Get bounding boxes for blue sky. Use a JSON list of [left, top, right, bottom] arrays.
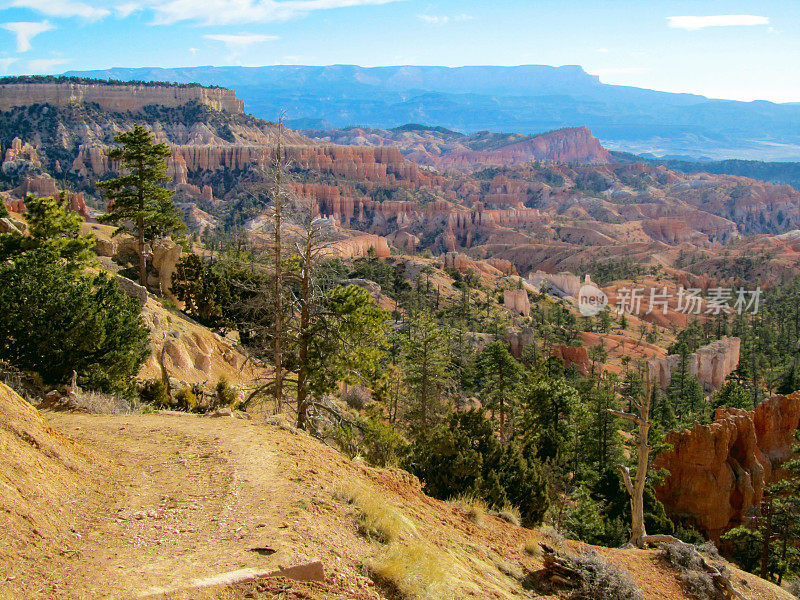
[[0, 0, 798, 102]]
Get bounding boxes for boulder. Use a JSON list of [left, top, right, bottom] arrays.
[[94, 237, 117, 257], [150, 237, 182, 301]]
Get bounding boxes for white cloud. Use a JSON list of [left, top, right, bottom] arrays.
[[0, 57, 17, 71], [27, 57, 69, 72], [2, 20, 54, 52], [8, 0, 110, 20], [148, 0, 404, 26], [115, 2, 141, 18], [417, 13, 472, 25], [667, 15, 769, 31], [204, 33, 278, 46], [596, 47, 610, 53]]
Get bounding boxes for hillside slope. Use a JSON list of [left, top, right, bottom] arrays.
[[0, 383, 93, 594], [1, 385, 793, 600]]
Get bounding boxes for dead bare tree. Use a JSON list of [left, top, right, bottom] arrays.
[[606, 379, 679, 548], [272, 115, 286, 412], [291, 210, 337, 429]]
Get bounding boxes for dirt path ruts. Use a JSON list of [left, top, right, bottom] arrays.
[[30, 413, 300, 600]]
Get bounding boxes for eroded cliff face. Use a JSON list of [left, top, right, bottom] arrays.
[[0, 82, 243, 114], [649, 337, 741, 392], [655, 392, 800, 541]]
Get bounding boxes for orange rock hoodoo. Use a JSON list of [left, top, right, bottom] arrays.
[[655, 392, 800, 541]]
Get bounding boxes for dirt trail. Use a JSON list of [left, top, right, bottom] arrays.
[[14, 412, 367, 600]]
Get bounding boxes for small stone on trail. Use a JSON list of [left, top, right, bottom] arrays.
[[266, 561, 325, 582]]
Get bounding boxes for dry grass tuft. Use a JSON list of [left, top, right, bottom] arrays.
[[334, 484, 403, 544], [449, 494, 488, 524], [523, 535, 542, 556], [489, 505, 521, 526], [370, 540, 453, 600]]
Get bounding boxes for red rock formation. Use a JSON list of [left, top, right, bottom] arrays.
[[655, 392, 800, 541], [14, 174, 58, 199], [3, 137, 40, 166], [552, 345, 591, 375], [441, 127, 612, 168], [442, 252, 504, 276], [309, 126, 612, 167], [329, 234, 391, 259]]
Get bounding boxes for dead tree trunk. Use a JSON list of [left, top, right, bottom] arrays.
[[272, 118, 285, 413], [606, 381, 678, 548]]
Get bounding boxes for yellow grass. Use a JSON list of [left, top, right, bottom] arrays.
[[370, 540, 453, 600], [334, 483, 404, 543], [448, 493, 488, 524]]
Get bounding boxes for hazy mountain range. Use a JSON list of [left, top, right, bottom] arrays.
[[64, 64, 800, 161]]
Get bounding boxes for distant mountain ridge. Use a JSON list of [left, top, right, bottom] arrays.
[[306, 125, 612, 168], [63, 64, 800, 161]]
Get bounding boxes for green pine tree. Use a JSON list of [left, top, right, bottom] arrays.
[[0, 193, 94, 266], [476, 340, 523, 438], [98, 124, 185, 286]]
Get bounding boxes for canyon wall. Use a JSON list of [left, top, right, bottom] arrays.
[[0, 83, 244, 114], [655, 392, 800, 541]]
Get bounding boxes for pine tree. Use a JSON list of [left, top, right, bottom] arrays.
[[0, 248, 149, 394], [98, 124, 185, 286], [401, 311, 451, 428], [519, 374, 580, 465], [476, 340, 523, 439], [0, 193, 94, 265]]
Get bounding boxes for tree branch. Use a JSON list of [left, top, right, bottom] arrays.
[[617, 464, 635, 496], [604, 408, 646, 427]]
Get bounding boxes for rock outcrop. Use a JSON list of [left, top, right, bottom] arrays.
[[7, 174, 89, 217], [504, 288, 531, 317], [138, 297, 261, 389], [149, 238, 182, 301], [330, 234, 391, 259], [528, 271, 592, 298], [551, 345, 591, 375], [649, 336, 740, 391], [655, 392, 800, 541], [0, 82, 244, 113], [505, 327, 535, 358]]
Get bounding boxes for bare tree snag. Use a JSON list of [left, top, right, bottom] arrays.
[[605, 380, 675, 548]]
